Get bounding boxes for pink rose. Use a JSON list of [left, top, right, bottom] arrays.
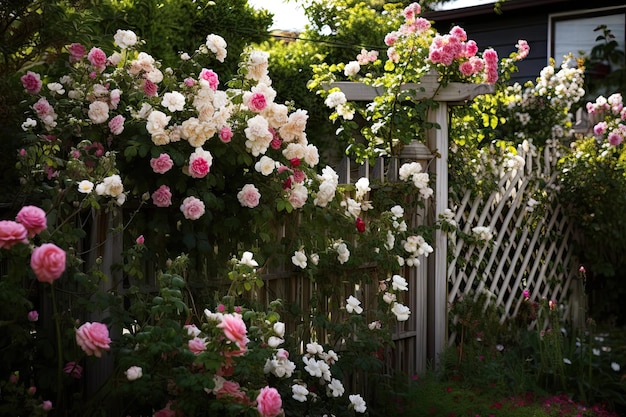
[[75, 322, 111, 357], [189, 157, 210, 178], [188, 148, 213, 179], [20, 71, 42, 94], [152, 185, 173, 208], [136, 235, 145, 245], [30, 243, 66, 284], [63, 361, 83, 379], [180, 196, 205, 220], [247, 92, 267, 112], [0, 220, 29, 249], [459, 61, 475, 77], [256, 386, 282, 417], [217, 313, 249, 349], [188, 337, 207, 355], [41, 400, 52, 411], [150, 153, 174, 174], [237, 184, 261, 208], [109, 89, 121, 109], [87, 47, 107, 72], [68, 43, 86, 63], [199, 68, 219, 90], [16, 205, 47, 238], [108, 114, 125, 135], [33, 97, 53, 118], [219, 126, 233, 143]]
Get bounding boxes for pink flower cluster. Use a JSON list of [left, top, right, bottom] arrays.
[[515, 39, 530, 61], [587, 93, 626, 146], [0, 206, 67, 284]]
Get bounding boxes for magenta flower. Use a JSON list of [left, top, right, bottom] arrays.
[[108, 114, 125, 135], [199, 68, 219, 90], [87, 47, 107, 72], [28, 310, 39, 322], [188, 337, 207, 355], [63, 361, 83, 379], [20, 71, 43, 94], [68, 43, 86, 63], [256, 386, 283, 417], [219, 125, 233, 143], [217, 313, 249, 350]]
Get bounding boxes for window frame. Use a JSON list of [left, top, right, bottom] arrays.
[[548, 6, 626, 66]]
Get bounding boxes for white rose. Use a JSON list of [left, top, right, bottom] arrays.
[[125, 366, 143, 381]]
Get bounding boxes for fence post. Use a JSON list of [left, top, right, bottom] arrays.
[[427, 103, 449, 365]]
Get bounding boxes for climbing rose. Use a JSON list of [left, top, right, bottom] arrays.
[[237, 184, 261, 208], [30, 243, 66, 283], [150, 153, 174, 174], [180, 196, 205, 220], [151, 185, 173, 208], [0, 221, 28, 249], [20, 71, 42, 94], [217, 314, 249, 350], [75, 322, 111, 357], [16, 205, 47, 237], [256, 386, 283, 417]]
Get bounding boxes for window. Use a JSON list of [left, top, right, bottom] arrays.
[[550, 7, 625, 65]]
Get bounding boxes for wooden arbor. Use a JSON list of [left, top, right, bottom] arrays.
[[333, 73, 494, 370]]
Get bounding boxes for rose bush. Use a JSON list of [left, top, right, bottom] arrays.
[[3, 13, 453, 415]]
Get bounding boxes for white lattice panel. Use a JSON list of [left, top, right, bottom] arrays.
[[448, 143, 584, 344]]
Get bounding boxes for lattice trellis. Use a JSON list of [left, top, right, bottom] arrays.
[[447, 142, 585, 344]]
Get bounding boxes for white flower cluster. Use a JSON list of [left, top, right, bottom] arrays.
[[314, 166, 339, 207], [398, 162, 433, 199], [340, 177, 372, 219], [472, 226, 493, 242], [264, 348, 296, 378], [324, 90, 354, 120], [95, 174, 126, 205], [401, 235, 433, 267], [286, 342, 349, 404], [439, 208, 457, 227], [332, 240, 351, 264]]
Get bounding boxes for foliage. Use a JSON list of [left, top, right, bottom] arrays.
[[441, 291, 626, 415], [105, 0, 273, 77], [556, 93, 626, 323]]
